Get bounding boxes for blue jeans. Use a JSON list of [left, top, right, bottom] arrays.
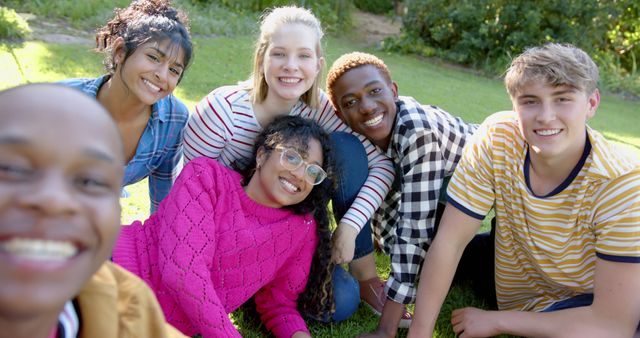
[[315, 132, 373, 322], [331, 132, 375, 259], [542, 293, 594, 312]]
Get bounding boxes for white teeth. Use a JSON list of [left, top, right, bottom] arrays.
[[364, 114, 383, 127], [536, 129, 561, 136], [280, 178, 300, 193], [280, 77, 300, 84], [0, 238, 78, 262], [143, 79, 161, 92]]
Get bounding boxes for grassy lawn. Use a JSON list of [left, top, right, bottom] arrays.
[[2, 32, 639, 338]]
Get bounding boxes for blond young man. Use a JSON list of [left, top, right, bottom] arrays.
[[408, 43, 640, 337]]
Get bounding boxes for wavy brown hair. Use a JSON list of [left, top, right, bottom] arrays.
[[236, 115, 336, 319], [95, 0, 193, 83]]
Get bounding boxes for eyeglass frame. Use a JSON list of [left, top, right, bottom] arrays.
[[273, 145, 327, 186]]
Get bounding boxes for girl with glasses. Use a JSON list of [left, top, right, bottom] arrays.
[[112, 116, 342, 338], [183, 5, 397, 323]]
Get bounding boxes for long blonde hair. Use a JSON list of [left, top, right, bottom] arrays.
[[247, 6, 325, 109]]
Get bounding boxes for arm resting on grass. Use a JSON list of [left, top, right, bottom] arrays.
[[450, 258, 640, 338], [407, 204, 482, 337]]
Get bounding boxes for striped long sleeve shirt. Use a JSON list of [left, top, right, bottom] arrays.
[[183, 85, 395, 232]]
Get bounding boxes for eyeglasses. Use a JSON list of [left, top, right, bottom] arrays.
[[275, 146, 327, 185]]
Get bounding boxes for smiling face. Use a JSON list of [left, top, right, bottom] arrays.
[[262, 23, 322, 104], [512, 82, 599, 163], [332, 65, 398, 150], [246, 138, 323, 209], [0, 85, 124, 321], [113, 38, 185, 105]]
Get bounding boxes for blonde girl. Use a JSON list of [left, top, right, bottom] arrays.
[[183, 6, 398, 323]]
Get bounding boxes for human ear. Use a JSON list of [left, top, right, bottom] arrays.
[[112, 37, 126, 64], [256, 147, 267, 169], [586, 89, 600, 119], [316, 56, 325, 76], [391, 81, 399, 99]]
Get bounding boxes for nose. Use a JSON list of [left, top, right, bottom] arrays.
[[290, 164, 306, 180], [154, 65, 169, 82], [536, 101, 556, 123], [360, 97, 376, 114], [283, 55, 299, 71], [18, 172, 80, 216]]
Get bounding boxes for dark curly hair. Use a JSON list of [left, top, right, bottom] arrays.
[[236, 115, 336, 320], [95, 0, 193, 83]]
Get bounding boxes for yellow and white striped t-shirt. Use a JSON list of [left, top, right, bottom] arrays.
[[447, 111, 640, 312]]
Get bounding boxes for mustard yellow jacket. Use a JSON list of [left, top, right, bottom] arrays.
[[76, 262, 186, 338]]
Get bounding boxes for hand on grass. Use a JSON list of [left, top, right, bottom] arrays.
[[356, 329, 395, 338], [331, 223, 358, 264], [451, 307, 500, 338]]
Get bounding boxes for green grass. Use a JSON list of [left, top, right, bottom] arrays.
[[2, 25, 639, 338], [2, 0, 259, 36]]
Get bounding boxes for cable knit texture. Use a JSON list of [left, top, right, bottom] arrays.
[[113, 157, 317, 338]]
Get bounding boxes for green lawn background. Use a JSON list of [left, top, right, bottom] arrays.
[[1, 34, 638, 338]]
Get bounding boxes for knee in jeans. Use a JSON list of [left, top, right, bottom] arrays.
[[330, 265, 360, 322]]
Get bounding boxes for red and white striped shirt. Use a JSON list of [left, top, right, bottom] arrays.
[[183, 85, 394, 232]]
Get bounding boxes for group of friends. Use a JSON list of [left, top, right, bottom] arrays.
[[1, 0, 638, 337]]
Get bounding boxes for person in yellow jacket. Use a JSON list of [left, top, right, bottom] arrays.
[[0, 83, 185, 338]]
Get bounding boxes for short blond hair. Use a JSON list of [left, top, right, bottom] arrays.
[[326, 52, 392, 112], [505, 43, 599, 97], [247, 6, 324, 109]]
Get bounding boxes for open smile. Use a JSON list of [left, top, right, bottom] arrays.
[[279, 176, 301, 193], [279, 77, 302, 84], [0, 237, 80, 263], [143, 79, 162, 93], [364, 113, 384, 127], [535, 128, 562, 136]]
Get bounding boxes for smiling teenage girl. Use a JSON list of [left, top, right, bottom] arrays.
[[113, 116, 337, 338], [60, 0, 193, 212], [183, 5, 395, 322]]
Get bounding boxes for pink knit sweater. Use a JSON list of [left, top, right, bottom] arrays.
[[113, 158, 318, 338]]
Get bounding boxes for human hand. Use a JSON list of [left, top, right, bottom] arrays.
[[292, 331, 312, 338], [331, 223, 358, 264], [451, 307, 500, 338], [356, 329, 395, 338]]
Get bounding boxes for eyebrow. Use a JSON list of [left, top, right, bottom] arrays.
[[340, 80, 384, 100], [0, 135, 117, 163], [84, 149, 117, 163], [0, 135, 27, 145], [148, 46, 185, 69], [517, 88, 577, 99], [270, 46, 314, 52]]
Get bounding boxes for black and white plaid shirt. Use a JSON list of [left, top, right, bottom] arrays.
[[374, 96, 478, 304]]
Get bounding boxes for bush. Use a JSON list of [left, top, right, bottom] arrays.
[[193, 0, 353, 33], [387, 0, 640, 96], [353, 0, 394, 15], [0, 6, 31, 41]]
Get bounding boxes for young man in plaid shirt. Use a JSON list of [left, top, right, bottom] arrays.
[[326, 52, 483, 337]]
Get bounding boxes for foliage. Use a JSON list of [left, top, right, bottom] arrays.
[[1, 7, 639, 335], [386, 0, 640, 96], [0, 6, 30, 40], [1, 0, 131, 30], [0, 0, 259, 36], [191, 0, 353, 33], [353, 0, 393, 15]]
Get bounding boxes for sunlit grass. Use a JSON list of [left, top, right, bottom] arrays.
[[1, 35, 638, 338]]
